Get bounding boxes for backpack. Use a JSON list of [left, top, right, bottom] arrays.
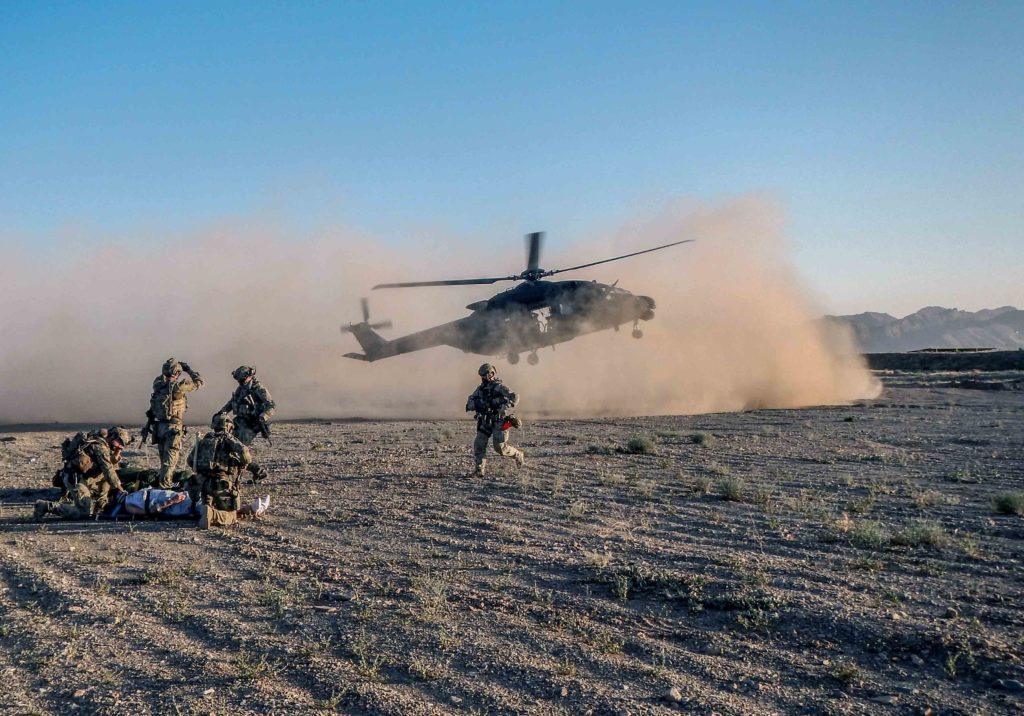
[[193, 434, 244, 474], [60, 432, 97, 474], [150, 381, 175, 421]]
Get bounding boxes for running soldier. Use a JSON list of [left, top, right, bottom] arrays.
[[186, 413, 268, 529], [216, 365, 275, 445], [147, 358, 203, 489], [465, 363, 525, 477], [35, 427, 132, 521]]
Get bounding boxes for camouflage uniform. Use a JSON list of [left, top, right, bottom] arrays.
[[466, 363, 525, 476], [149, 358, 203, 488], [36, 428, 130, 521], [217, 366, 275, 445], [117, 465, 195, 493], [186, 414, 267, 529]]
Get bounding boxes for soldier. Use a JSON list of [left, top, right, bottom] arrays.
[[216, 365, 275, 445], [35, 427, 132, 521], [186, 413, 268, 529], [148, 357, 203, 489], [465, 363, 526, 477]]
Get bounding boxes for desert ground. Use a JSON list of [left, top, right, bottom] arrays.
[[1, 372, 1022, 715]]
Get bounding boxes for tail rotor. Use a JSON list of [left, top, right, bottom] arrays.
[[341, 297, 393, 334]]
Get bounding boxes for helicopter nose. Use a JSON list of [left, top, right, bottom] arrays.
[[638, 295, 656, 320]]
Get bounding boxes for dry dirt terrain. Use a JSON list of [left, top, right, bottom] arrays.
[[1, 373, 1022, 715]]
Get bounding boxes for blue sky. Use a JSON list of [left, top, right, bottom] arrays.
[[2, 1, 1021, 314]]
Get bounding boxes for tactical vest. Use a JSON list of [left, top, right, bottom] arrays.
[[474, 381, 511, 415], [232, 382, 266, 418], [60, 433, 105, 474], [150, 378, 186, 422]]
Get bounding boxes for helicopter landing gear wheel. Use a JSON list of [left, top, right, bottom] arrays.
[[527, 352, 540, 366], [632, 322, 643, 339], [508, 352, 520, 364]]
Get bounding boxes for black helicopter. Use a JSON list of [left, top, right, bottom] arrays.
[[342, 232, 692, 365]]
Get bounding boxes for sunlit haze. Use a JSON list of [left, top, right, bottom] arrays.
[[2, 2, 1021, 316]]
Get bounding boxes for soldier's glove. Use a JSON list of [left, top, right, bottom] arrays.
[[179, 362, 191, 372], [249, 465, 269, 483]]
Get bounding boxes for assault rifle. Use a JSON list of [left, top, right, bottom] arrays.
[[257, 416, 272, 446], [140, 409, 157, 445]]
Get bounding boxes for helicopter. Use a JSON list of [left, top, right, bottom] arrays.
[[342, 232, 692, 365]]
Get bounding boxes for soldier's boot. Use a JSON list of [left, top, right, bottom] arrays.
[[512, 449, 526, 468], [33, 500, 50, 522], [197, 504, 211, 530], [472, 459, 487, 477]]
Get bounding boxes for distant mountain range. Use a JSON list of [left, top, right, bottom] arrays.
[[826, 306, 1024, 353]]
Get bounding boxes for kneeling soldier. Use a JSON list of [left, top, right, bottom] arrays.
[[187, 413, 267, 529], [36, 427, 132, 521]]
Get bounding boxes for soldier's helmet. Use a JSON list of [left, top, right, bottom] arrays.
[[478, 363, 496, 377], [212, 413, 234, 432], [232, 365, 256, 381], [108, 426, 133, 447], [162, 357, 181, 376]]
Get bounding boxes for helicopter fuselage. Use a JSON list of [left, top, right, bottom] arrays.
[[344, 280, 656, 363]]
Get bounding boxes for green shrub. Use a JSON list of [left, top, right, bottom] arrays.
[[850, 520, 890, 549], [718, 476, 746, 502], [991, 492, 1024, 515], [621, 436, 655, 455]]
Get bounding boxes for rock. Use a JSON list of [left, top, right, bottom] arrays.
[[910, 654, 925, 666], [560, 686, 568, 697], [664, 687, 683, 703], [943, 607, 960, 619], [997, 679, 1024, 691], [450, 696, 463, 704], [894, 684, 918, 695], [869, 694, 898, 705]]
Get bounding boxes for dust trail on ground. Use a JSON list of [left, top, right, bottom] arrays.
[[0, 197, 877, 424]]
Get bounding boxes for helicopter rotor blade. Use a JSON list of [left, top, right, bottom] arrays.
[[526, 231, 544, 273], [543, 239, 694, 278], [373, 276, 517, 289]]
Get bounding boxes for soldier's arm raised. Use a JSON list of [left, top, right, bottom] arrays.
[[179, 364, 204, 391]]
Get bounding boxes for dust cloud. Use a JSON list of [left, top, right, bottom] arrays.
[[0, 197, 878, 425]]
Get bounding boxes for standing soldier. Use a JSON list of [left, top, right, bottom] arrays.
[[465, 363, 526, 477], [35, 427, 132, 521], [216, 365, 275, 445], [148, 358, 203, 489], [187, 413, 268, 529]]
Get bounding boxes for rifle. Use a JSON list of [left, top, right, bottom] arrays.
[[140, 409, 157, 445], [257, 416, 272, 446]]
